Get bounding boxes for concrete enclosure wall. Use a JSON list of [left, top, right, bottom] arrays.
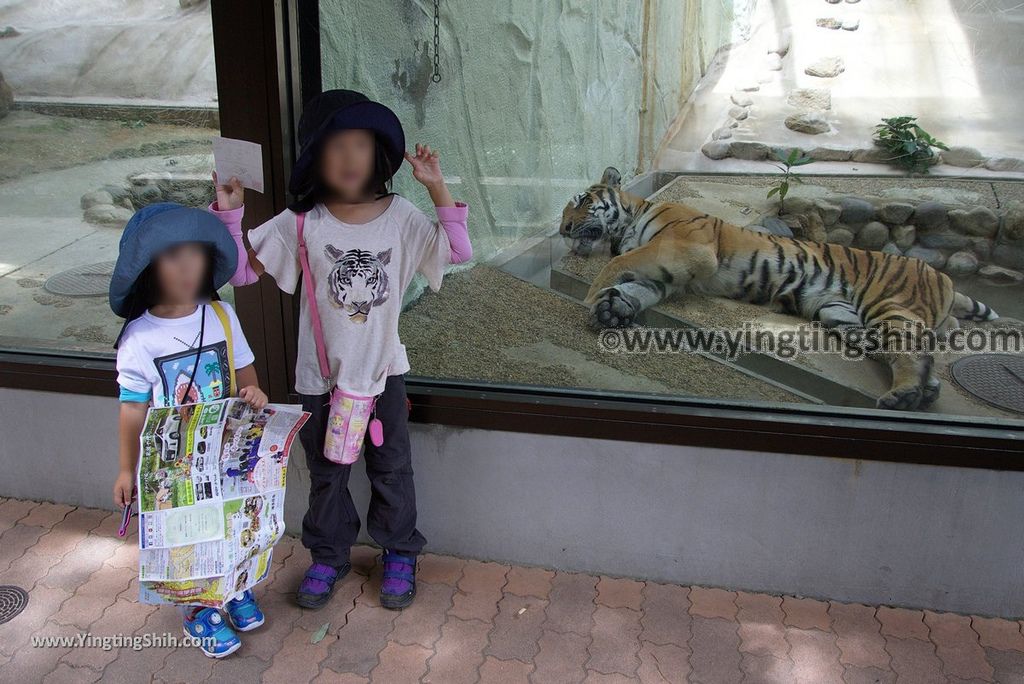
[[1, 387, 1020, 618], [319, 0, 753, 259]]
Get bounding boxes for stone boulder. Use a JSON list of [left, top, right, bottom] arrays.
[[826, 228, 854, 246], [814, 200, 841, 226], [945, 251, 979, 278], [984, 158, 1024, 173], [978, 264, 1024, 286], [838, 197, 874, 224], [84, 204, 134, 226], [856, 222, 889, 250], [1000, 201, 1024, 242], [905, 246, 946, 269], [891, 225, 916, 250], [911, 201, 949, 231], [787, 88, 831, 111], [948, 207, 999, 238], [877, 202, 914, 225], [785, 113, 830, 135], [942, 146, 986, 168], [782, 212, 827, 242], [760, 217, 794, 237], [729, 141, 770, 161], [701, 141, 731, 160], [805, 57, 845, 78], [80, 190, 114, 210], [808, 147, 853, 162]]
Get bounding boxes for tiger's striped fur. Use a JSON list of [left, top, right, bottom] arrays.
[[559, 167, 999, 411]]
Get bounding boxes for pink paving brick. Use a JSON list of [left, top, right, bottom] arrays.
[[924, 610, 995, 681], [0, 585, 72, 658], [349, 544, 379, 576], [877, 605, 930, 641], [786, 627, 845, 684], [449, 585, 502, 623], [42, 662, 101, 684], [884, 634, 947, 684], [486, 594, 548, 661], [504, 565, 554, 599], [843, 664, 897, 684], [418, 553, 466, 586], [736, 592, 788, 657], [478, 655, 533, 683], [294, 574, 366, 632], [828, 601, 890, 669], [596, 575, 644, 610], [51, 565, 135, 630], [154, 639, 216, 683], [638, 641, 690, 684], [388, 580, 455, 649], [688, 586, 738, 620], [262, 625, 336, 684], [457, 559, 509, 593], [423, 615, 490, 684], [322, 602, 397, 676], [0, 497, 39, 533], [369, 641, 432, 683], [18, 502, 74, 529], [688, 616, 742, 684], [583, 672, 639, 683], [641, 582, 691, 647], [544, 572, 598, 635], [740, 652, 794, 682], [312, 670, 368, 684], [781, 596, 832, 631], [586, 605, 642, 677], [972, 615, 1024, 652], [533, 629, 589, 684]]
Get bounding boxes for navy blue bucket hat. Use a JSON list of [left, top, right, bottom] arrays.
[[289, 89, 405, 196], [109, 202, 238, 319]]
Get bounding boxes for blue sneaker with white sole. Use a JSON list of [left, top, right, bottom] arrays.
[[183, 607, 241, 658], [225, 590, 265, 631]]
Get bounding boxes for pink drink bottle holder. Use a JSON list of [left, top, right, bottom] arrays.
[[297, 213, 384, 465]]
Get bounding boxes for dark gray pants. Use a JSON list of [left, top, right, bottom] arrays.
[[298, 375, 426, 566]]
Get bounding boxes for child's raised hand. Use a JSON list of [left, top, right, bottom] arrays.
[[213, 171, 244, 211], [405, 144, 445, 189], [239, 385, 268, 410]]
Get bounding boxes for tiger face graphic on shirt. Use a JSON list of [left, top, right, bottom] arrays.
[[324, 244, 392, 324]]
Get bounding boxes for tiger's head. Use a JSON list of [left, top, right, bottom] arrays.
[[560, 167, 633, 256], [324, 245, 391, 324]]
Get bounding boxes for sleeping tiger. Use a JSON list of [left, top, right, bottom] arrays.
[[560, 167, 999, 411]]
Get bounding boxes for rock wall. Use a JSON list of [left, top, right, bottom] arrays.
[[760, 195, 1024, 287], [0, 0, 216, 103], [320, 0, 750, 259]]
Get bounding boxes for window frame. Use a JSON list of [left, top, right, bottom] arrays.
[[1, 0, 1021, 471]]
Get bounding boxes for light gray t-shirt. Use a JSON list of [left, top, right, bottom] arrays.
[[248, 196, 450, 396]]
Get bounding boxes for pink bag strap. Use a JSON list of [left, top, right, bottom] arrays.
[[296, 213, 332, 382]]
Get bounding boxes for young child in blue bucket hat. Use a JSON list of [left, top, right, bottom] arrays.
[[211, 89, 472, 610], [110, 203, 270, 658]]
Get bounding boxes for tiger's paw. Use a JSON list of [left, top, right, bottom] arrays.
[[589, 287, 640, 329], [876, 385, 923, 411], [921, 377, 941, 406]]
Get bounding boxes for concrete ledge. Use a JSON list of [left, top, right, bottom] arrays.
[[2, 387, 1020, 617], [13, 98, 218, 128]]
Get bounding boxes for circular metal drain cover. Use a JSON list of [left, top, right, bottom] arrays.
[[951, 354, 1024, 414], [0, 585, 29, 625], [43, 261, 116, 297]]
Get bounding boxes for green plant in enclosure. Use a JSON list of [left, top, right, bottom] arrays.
[[767, 148, 814, 204], [873, 116, 948, 174]]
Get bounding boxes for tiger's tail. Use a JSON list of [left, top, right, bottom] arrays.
[[951, 291, 999, 322]]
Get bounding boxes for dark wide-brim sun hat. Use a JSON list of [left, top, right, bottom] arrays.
[[289, 89, 406, 195], [109, 202, 238, 319]]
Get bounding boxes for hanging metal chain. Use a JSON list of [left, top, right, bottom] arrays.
[[431, 0, 442, 83]]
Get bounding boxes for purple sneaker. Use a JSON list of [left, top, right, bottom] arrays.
[[296, 561, 350, 609], [380, 550, 417, 610]]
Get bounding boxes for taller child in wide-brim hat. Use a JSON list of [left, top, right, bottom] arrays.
[[110, 202, 271, 659], [212, 88, 472, 611]]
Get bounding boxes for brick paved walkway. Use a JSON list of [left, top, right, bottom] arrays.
[[1, 498, 1023, 683]]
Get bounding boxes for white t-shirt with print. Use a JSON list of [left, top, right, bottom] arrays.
[[116, 302, 256, 408], [247, 196, 450, 397]]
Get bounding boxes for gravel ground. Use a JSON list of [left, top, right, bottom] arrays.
[[0, 111, 212, 181], [400, 265, 805, 403]]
